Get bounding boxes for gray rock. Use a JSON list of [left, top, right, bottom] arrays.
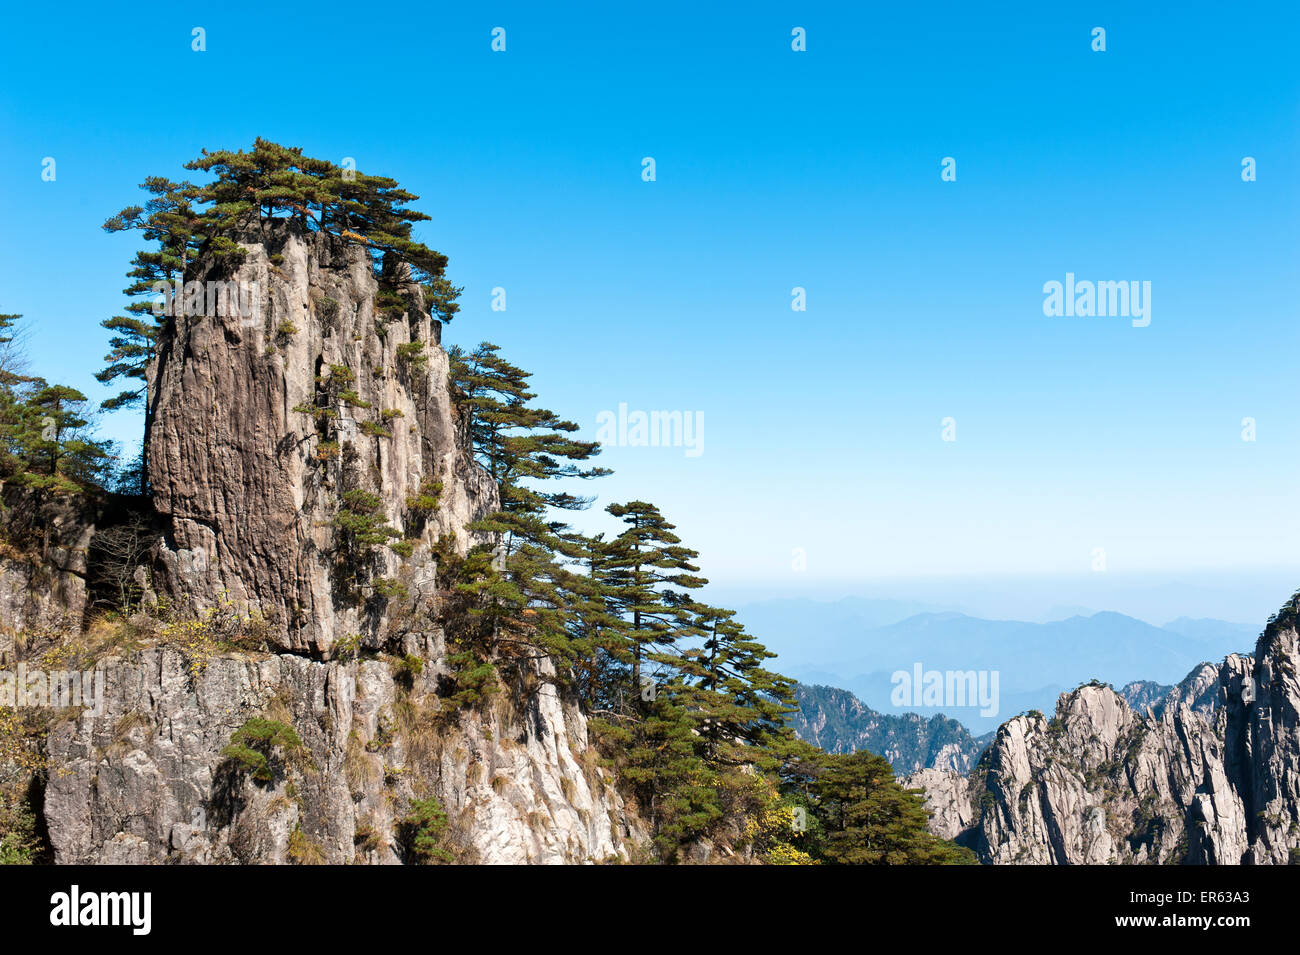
[[909, 618, 1300, 865], [899, 767, 974, 840], [0, 491, 100, 646], [43, 646, 639, 864], [146, 222, 497, 655]]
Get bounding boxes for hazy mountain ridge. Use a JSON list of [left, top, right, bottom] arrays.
[[790, 683, 992, 774], [740, 599, 1257, 733]]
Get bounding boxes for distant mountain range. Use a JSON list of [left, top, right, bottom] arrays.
[[790, 668, 1230, 778], [739, 598, 1257, 733], [790, 683, 992, 775]]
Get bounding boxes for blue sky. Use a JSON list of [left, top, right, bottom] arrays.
[[1, 2, 1297, 622]]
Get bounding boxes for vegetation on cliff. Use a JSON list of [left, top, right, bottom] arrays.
[[0, 140, 971, 866], [438, 329, 970, 862]]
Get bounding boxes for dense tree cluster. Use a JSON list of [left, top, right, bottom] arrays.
[[0, 313, 114, 495], [442, 339, 973, 864]]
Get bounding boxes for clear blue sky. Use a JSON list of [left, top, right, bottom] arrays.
[[1, 2, 1297, 616]]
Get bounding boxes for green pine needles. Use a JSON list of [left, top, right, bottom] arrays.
[[221, 717, 306, 784], [401, 797, 454, 864], [437, 339, 971, 864]]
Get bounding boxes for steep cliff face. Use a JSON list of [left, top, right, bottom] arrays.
[[907, 610, 1300, 865], [1231, 618, 1300, 864], [5, 225, 646, 864], [42, 642, 638, 864], [147, 222, 494, 656], [902, 767, 974, 840]]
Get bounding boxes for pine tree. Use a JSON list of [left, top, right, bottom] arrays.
[[0, 313, 30, 389], [10, 383, 112, 493], [182, 138, 459, 302], [608, 688, 722, 860], [574, 503, 730, 859], [444, 341, 611, 681], [449, 342, 609, 518], [672, 602, 799, 768], [804, 749, 976, 864], [565, 531, 633, 712], [601, 501, 707, 697], [0, 314, 37, 479]]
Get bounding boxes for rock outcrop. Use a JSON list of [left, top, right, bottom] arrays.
[[0, 491, 102, 650], [2, 223, 646, 864], [902, 767, 975, 840], [907, 603, 1300, 864], [147, 222, 495, 656]]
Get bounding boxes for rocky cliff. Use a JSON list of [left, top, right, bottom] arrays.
[[905, 599, 1300, 864], [42, 643, 637, 864], [147, 222, 496, 656], [1, 224, 643, 864], [0, 492, 102, 649]]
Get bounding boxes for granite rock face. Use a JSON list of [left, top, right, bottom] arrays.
[[43, 643, 638, 864], [908, 610, 1300, 865], [147, 222, 496, 655], [0, 491, 101, 651], [901, 767, 974, 840]]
